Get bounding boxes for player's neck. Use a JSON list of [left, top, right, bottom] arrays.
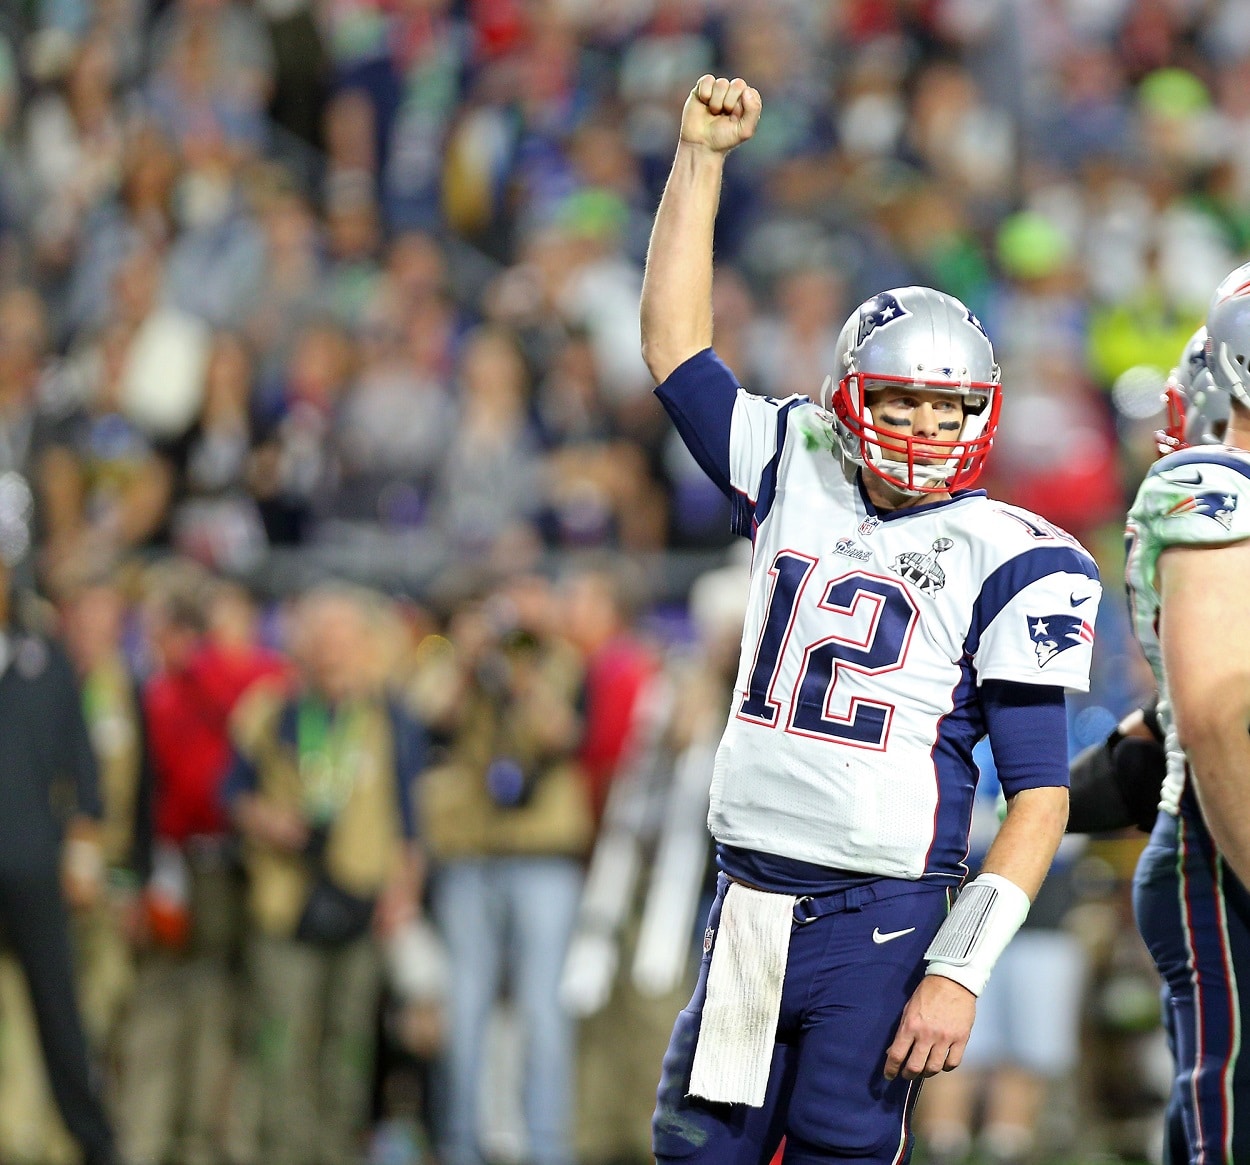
[[862, 470, 953, 512], [1227, 404, 1250, 452]]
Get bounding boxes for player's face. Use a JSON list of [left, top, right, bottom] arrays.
[[865, 387, 965, 465]]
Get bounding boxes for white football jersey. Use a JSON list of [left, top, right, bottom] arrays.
[[1126, 447, 1250, 817], [659, 351, 1101, 882]]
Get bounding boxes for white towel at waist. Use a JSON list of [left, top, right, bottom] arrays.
[[688, 881, 795, 1107]]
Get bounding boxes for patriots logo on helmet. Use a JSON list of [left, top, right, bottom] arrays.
[[1028, 613, 1093, 668], [1167, 490, 1239, 529], [1215, 275, 1250, 304], [966, 308, 989, 339], [856, 292, 909, 346]]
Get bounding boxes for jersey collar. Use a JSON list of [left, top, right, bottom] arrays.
[[855, 471, 988, 522]]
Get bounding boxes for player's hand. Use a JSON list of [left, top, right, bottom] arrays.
[[884, 974, 976, 1081], [681, 75, 762, 155]]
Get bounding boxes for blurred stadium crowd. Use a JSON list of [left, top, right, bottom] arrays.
[[0, 0, 1247, 1162]]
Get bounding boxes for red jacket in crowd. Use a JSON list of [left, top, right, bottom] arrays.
[[144, 643, 287, 842]]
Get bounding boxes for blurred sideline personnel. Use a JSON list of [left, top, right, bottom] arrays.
[[116, 563, 285, 1165], [417, 574, 591, 1165], [563, 555, 750, 1165], [225, 584, 426, 1165], [0, 571, 153, 1165], [0, 470, 117, 1165], [1110, 267, 1250, 1165], [639, 76, 1100, 1164]]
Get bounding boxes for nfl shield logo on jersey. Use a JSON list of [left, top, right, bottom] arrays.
[[1028, 613, 1094, 668], [889, 538, 953, 595]]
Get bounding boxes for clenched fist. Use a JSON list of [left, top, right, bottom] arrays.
[[680, 75, 762, 155]]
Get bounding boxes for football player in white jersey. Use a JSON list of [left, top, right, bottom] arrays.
[[641, 76, 1100, 1165], [1124, 268, 1250, 1165]]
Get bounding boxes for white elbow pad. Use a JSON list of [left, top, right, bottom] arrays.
[[923, 872, 1031, 997]]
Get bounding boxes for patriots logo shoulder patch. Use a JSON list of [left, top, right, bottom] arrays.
[[856, 292, 909, 345], [1028, 613, 1094, 668], [1167, 489, 1239, 529]]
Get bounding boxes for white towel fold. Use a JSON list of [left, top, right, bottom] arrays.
[[687, 882, 795, 1107]]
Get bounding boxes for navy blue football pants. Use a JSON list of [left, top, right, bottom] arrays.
[[652, 872, 952, 1164], [1135, 798, 1250, 1165]]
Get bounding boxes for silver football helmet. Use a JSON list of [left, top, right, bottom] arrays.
[[1205, 261, 1250, 416], [1158, 326, 1229, 455], [819, 286, 1001, 494]]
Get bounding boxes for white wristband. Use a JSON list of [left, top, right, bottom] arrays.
[[924, 872, 1030, 997]]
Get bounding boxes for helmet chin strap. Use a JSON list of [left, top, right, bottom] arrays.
[[871, 457, 954, 494]]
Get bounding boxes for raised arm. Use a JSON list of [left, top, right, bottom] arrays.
[[640, 75, 762, 385], [1159, 537, 1250, 884]]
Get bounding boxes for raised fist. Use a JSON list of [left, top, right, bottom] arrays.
[[680, 75, 763, 155]]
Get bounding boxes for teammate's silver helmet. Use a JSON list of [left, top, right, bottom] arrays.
[[1205, 261, 1250, 414], [818, 286, 1001, 494], [1159, 326, 1229, 454]]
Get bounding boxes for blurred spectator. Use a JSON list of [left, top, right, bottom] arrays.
[[62, 123, 181, 342], [162, 141, 266, 331], [432, 325, 544, 558], [978, 211, 1124, 542], [0, 287, 50, 478], [35, 330, 176, 586], [262, 0, 328, 156], [0, 28, 21, 278], [321, 171, 385, 329], [22, 32, 125, 285], [239, 167, 324, 370], [145, 0, 274, 158], [560, 564, 656, 826], [225, 584, 426, 1165], [249, 319, 355, 545], [749, 261, 846, 400], [381, 0, 467, 232], [116, 562, 284, 1165], [906, 59, 1016, 217], [536, 331, 667, 550], [331, 289, 455, 530], [417, 575, 590, 1165], [171, 331, 267, 573]]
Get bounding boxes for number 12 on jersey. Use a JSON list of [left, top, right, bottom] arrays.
[[737, 551, 919, 749]]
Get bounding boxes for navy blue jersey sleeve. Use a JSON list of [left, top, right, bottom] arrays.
[[981, 679, 1069, 794], [656, 348, 806, 536], [654, 348, 740, 495]]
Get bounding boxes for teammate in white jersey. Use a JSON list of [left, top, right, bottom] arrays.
[[641, 76, 1100, 1165], [1125, 267, 1250, 1164]]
